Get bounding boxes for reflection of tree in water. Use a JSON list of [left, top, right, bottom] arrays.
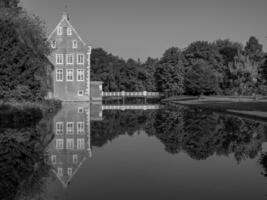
[[91, 106, 266, 163], [0, 106, 54, 200], [217, 116, 264, 163], [259, 153, 267, 177], [145, 107, 184, 154], [91, 110, 153, 147], [182, 108, 265, 161], [182, 108, 223, 160]]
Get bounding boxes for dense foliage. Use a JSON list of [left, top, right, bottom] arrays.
[[0, 0, 52, 102], [91, 37, 266, 97], [91, 48, 157, 92]]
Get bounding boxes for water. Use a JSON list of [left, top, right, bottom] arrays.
[[1, 102, 267, 200]]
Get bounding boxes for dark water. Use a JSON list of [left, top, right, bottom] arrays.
[[1, 103, 267, 200]]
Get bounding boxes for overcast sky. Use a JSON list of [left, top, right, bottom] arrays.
[[21, 0, 267, 60]]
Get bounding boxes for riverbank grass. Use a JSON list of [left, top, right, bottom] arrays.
[[163, 96, 267, 121]]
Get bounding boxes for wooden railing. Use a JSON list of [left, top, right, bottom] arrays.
[[102, 91, 160, 98]]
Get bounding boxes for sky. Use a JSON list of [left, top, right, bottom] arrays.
[[21, 0, 267, 60]]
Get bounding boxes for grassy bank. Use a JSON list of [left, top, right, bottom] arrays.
[[163, 96, 267, 122]]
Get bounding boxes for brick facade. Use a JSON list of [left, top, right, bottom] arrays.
[[48, 12, 102, 101]]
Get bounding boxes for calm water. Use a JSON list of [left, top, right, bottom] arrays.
[[1, 102, 267, 200]]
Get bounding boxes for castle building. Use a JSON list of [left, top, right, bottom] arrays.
[[47, 12, 102, 101]]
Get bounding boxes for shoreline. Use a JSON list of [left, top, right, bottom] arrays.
[[163, 96, 267, 123], [0, 100, 62, 115]]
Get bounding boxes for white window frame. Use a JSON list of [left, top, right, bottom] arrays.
[[66, 138, 74, 150], [66, 122, 74, 134], [57, 26, 62, 35], [77, 139, 85, 150], [77, 122, 84, 134], [56, 139, 64, 150], [56, 122, 63, 135], [66, 54, 74, 65], [67, 27, 72, 36], [51, 40, 56, 48], [78, 90, 84, 96], [73, 40, 77, 49], [56, 69, 63, 82], [66, 69, 74, 81], [77, 54, 85, 65], [56, 54, 64, 65], [77, 69, 84, 81]]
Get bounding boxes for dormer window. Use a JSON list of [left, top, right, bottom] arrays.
[[67, 27, 72, 35], [57, 26, 62, 35], [73, 40, 77, 49], [51, 40, 56, 48]]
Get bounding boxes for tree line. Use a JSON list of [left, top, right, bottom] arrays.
[[92, 37, 267, 97]]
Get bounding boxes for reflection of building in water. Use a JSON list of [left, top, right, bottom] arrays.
[[48, 103, 102, 188], [48, 103, 158, 187]]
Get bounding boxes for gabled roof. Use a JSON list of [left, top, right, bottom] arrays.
[[52, 155, 88, 188], [48, 12, 86, 46]]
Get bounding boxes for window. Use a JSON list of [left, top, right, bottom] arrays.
[[78, 90, 84, 96], [77, 122, 84, 134], [56, 122, 63, 135], [51, 40, 56, 48], [73, 154, 78, 163], [77, 54, 84, 64], [77, 139, 85, 150], [57, 168, 63, 176], [56, 69, 63, 81], [73, 40, 77, 49], [67, 168, 73, 176], [66, 69, 74, 81], [56, 54, 64, 65], [67, 27, 72, 35], [51, 155, 56, 164], [66, 139, 74, 149], [66, 54, 74, 65], [77, 69, 84, 81], [78, 107, 84, 113], [56, 139, 64, 150], [66, 122, 74, 134], [57, 26, 62, 35]]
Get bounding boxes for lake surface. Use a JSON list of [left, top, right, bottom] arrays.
[[1, 102, 267, 200]]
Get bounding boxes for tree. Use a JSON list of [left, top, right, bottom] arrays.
[[0, 3, 52, 101], [183, 41, 223, 72], [213, 38, 263, 95], [185, 61, 220, 95], [140, 57, 158, 91], [245, 36, 263, 60], [155, 47, 184, 97], [0, 0, 21, 9]]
